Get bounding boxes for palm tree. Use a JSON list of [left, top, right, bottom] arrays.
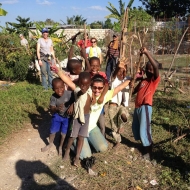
[[105, 0, 134, 24], [6, 16, 33, 37], [66, 15, 87, 28]]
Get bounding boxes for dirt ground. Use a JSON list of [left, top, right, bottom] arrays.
[[0, 102, 161, 190]]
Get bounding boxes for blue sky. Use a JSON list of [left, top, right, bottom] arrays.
[[0, 0, 143, 26]]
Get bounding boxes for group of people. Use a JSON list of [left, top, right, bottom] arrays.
[[36, 27, 160, 167]]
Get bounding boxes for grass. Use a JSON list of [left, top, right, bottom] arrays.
[[30, 88, 190, 190], [0, 81, 52, 144], [1, 67, 190, 189]]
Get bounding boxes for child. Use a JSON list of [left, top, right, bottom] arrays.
[[63, 72, 92, 166], [64, 36, 91, 89], [108, 63, 130, 148], [89, 56, 108, 136], [131, 47, 160, 160], [41, 78, 74, 156]]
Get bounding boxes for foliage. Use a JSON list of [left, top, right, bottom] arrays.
[[140, 0, 190, 18], [0, 33, 31, 81], [66, 15, 87, 28], [0, 3, 7, 16], [105, 0, 151, 32], [90, 21, 103, 29], [128, 7, 152, 31], [0, 82, 51, 143], [6, 16, 33, 37], [36, 19, 60, 26], [103, 18, 113, 29], [154, 18, 182, 54]]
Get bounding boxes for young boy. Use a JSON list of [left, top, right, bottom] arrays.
[[63, 72, 92, 167], [132, 47, 160, 160], [109, 63, 130, 148], [41, 78, 74, 156]]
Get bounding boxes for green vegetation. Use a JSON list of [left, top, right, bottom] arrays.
[[0, 82, 51, 144]]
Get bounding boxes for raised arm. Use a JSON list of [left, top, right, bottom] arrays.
[[80, 47, 91, 71], [141, 47, 159, 79], [112, 79, 131, 97], [51, 65, 76, 90]]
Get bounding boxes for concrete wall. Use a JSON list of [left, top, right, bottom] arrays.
[[30, 28, 114, 40]]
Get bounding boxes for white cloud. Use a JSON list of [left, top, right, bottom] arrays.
[[0, 0, 18, 4], [89, 6, 107, 11], [36, 0, 54, 5], [71, 6, 81, 10]]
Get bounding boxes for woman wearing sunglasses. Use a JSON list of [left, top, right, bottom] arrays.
[[86, 37, 102, 64], [50, 63, 131, 160]]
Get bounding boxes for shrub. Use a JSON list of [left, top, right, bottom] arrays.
[[0, 33, 31, 81]]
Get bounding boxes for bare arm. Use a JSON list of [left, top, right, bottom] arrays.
[[97, 83, 109, 104], [51, 65, 76, 90], [36, 43, 43, 66], [141, 47, 159, 79], [80, 47, 91, 71], [68, 36, 76, 60], [112, 79, 131, 97]]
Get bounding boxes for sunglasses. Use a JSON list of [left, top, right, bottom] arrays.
[[91, 41, 96, 43], [92, 86, 104, 90]]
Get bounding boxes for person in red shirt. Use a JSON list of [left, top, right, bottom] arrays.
[[131, 47, 160, 161], [77, 33, 91, 49]]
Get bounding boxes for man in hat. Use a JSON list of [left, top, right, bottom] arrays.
[[37, 28, 56, 90], [105, 34, 120, 82]]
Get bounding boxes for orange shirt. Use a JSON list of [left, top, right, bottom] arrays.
[[135, 76, 160, 108]]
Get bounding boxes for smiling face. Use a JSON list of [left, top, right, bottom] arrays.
[[90, 59, 100, 74], [52, 80, 65, 97], [91, 81, 104, 97], [78, 78, 91, 93], [91, 38, 97, 47], [117, 68, 126, 81], [42, 32, 48, 39]]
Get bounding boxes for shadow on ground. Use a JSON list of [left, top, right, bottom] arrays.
[[15, 159, 76, 190]]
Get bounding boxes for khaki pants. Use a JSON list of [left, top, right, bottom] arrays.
[[108, 105, 129, 143]]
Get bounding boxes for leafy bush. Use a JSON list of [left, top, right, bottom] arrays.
[[0, 33, 31, 81]]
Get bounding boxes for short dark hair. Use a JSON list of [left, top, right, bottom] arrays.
[[91, 74, 105, 85], [52, 77, 64, 87], [78, 72, 91, 82], [67, 59, 82, 72], [89, 57, 100, 65]]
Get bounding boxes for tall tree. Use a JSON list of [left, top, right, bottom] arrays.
[[104, 18, 113, 29], [140, 0, 190, 18], [6, 16, 33, 37], [66, 15, 87, 27], [90, 21, 103, 29], [105, 0, 134, 31]]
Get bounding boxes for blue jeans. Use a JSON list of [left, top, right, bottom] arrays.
[[132, 105, 153, 146], [106, 57, 117, 82], [40, 59, 53, 89], [72, 126, 108, 159]]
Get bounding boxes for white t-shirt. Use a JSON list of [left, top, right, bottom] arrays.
[[86, 46, 101, 58], [20, 38, 28, 47], [111, 76, 130, 107], [37, 38, 53, 55], [88, 90, 114, 132]]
